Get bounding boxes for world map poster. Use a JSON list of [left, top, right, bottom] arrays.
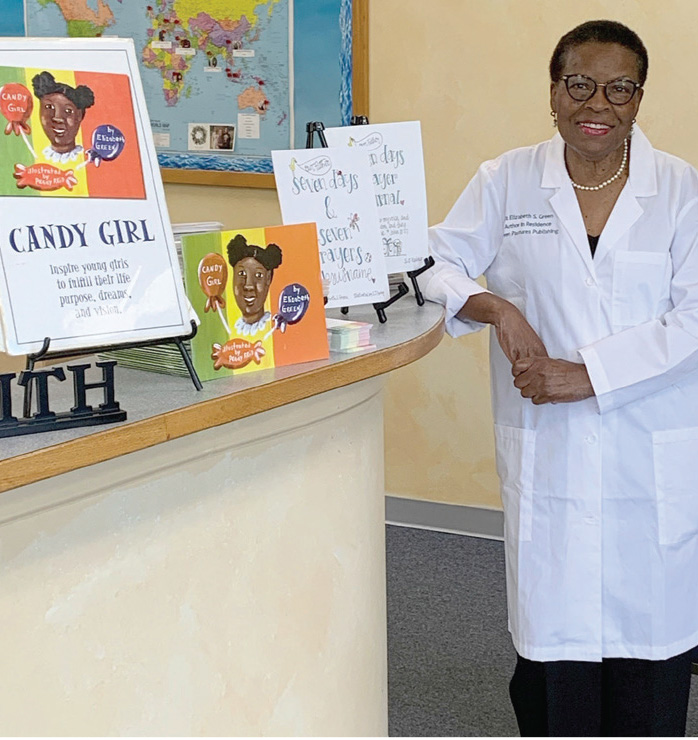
[[0, 0, 354, 174]]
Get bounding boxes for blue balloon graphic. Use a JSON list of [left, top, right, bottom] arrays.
[[278, 283, 310, 325], [87, 124, 126, 167]]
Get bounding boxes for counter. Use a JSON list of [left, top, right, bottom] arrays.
[[0, 301, 443, 735]]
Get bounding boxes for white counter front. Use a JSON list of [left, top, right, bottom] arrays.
[[0, 302, 443, 735]]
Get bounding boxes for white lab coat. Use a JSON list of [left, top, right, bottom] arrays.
[[425, 127, 698, 661]]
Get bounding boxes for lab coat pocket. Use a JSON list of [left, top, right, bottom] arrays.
[[611, 251, 670, 329], [653, 427, 698, 546], [494, 424, 536, 542]]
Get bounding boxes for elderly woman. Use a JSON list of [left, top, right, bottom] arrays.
[[425, 20, 698, 736]]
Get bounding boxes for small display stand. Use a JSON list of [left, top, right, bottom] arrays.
[[24, 320, 201, 404], [406, 256, 436, 306], [305, 120, 328, 149]]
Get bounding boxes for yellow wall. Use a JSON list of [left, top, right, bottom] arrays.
[[7, 2, 698, 510]]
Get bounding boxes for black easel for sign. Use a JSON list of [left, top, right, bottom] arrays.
[[406, 256, 436, 306], [305, 119, 410, 324], [305, 120, 328, 148], [22, 319, 202, 418]]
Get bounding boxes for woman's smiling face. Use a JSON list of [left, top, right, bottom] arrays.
[[550, 42, 643, 162], [39, 92, 84, 153]]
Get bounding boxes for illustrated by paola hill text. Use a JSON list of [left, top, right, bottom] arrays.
[[272, 146, 390, 309], [181, 223, 329, 380], [0, 67, 145, 198]]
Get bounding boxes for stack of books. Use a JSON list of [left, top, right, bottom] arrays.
[[98, 341, 192, 378], [326, 318, 375, 354]]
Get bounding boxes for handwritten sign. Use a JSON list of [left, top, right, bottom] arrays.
[[325, 121, 429, 273], [272, 147, 389, 308]]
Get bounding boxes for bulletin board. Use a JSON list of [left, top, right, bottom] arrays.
[[0, 0, 369, 189]]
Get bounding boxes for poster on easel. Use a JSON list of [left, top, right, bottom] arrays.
[[181, 223, 328, 381], [324, 121, 429, 273], [272, 146, 390, 309], [0, 37, 192, 355]]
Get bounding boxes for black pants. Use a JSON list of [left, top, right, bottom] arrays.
[[509, 648, 695, 736]]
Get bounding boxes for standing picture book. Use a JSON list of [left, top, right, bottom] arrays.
[[272, 146, 390, 309], [181, 223, 328, 380], [0, 37, 192, 355], [324, 121, 429, 273]]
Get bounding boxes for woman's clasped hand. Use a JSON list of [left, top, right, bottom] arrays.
[[512, 356, 594, 404], [461, 292, 593, 404], [496, 300, 594, 405]]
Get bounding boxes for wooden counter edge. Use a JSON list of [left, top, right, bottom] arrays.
[[0, 315, 444, 494]]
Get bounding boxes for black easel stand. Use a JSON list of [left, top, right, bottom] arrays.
[[305, 120, 328, 148], [372, 282, 409, 323], [22, 320, 202, 418], [406, 256, 436, 306]]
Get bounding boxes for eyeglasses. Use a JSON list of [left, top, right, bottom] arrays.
[[561, 74, 642, 105]]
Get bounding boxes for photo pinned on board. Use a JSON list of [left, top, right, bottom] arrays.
[[187, 122, 236, 152]]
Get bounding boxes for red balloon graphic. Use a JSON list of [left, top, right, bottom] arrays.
[[0, 83, 33, 136]]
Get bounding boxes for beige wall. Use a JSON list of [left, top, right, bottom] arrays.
[[8, 1, 698, 510]]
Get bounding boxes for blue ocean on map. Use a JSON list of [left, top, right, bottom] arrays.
[[294, 0, 350, 148], [0, 0, 25, 35]]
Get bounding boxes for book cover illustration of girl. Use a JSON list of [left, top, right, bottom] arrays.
[[33, 71, 95, 165], [0, 67, 145, 198], [184, 224, 328, 379]]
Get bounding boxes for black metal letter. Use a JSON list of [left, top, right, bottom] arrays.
[[0, 373, 16, 424], [17, 367, 66, 419], [68, 361, 120, 414]]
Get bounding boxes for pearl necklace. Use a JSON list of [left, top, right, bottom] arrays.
[[569, 138, 628, 191]]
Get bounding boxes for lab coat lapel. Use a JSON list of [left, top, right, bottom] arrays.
[[591, 187, 642, 264], [542, 134, 596, 277], [593, 127, 657, 264]]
